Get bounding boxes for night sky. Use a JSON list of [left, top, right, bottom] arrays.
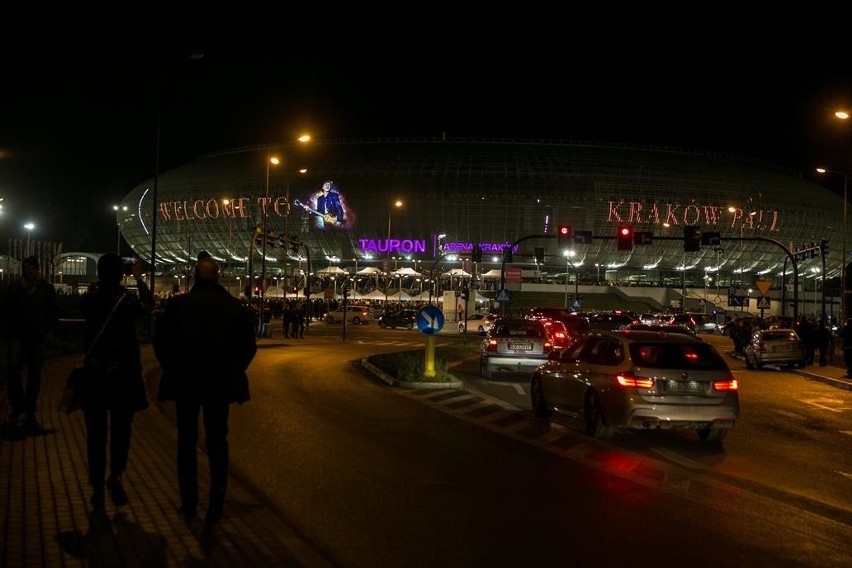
[[3, 9, 852, 255]]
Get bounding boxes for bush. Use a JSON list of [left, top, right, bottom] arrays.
[[369, 343, 479, 382]]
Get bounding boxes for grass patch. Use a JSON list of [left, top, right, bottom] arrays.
[[368, 343, 480, 382]]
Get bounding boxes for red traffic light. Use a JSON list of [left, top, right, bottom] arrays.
[[617, 225, 633, 251], [558, 225, 571, 236]]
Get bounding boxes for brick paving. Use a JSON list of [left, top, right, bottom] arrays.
[[0, 346, 332, 567]]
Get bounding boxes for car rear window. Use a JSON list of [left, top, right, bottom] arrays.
[[762, 331, 797, 341], [493, 323, 545, 338], [629, 342, 728, 370]]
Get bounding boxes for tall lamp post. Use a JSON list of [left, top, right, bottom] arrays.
[[113, 204, 128, 255], [816, 167, 847, 321], [23, 222, 35, 257], [384, 199, 403, 313]]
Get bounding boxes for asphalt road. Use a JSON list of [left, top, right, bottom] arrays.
[[143, 324, 852, 567]]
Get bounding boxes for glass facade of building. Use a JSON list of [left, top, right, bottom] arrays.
[[117, 138, 844, 297]]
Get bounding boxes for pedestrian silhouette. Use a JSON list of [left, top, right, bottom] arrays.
[[153, 256, 257, 529]]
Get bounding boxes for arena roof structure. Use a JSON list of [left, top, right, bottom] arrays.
[[118, 137, 845, 299]]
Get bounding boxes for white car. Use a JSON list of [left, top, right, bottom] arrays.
[[324, 305, 372, 324], [459, 313, 497, 334]]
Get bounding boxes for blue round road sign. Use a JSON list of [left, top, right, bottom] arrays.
[[417, 305, 445, 335]]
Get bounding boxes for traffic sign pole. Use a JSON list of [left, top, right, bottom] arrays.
[[424, 335, 436, 378]]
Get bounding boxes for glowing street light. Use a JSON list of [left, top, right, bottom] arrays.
[[113, 204, 128, 255], [23, 222, 35, 255], [384, 199, 404, 312], [816, 167, 847, 320]]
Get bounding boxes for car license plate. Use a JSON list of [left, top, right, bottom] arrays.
[[508, 342, 533, 351], [663, 380, 703, 393]]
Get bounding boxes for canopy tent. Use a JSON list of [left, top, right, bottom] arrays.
[[317, 266, 347, 275], [392, 267, 421, 277], [355, 266, 381, 275], [361, 289, 389, 300], [285, 289, 309, 298], [386, 290, 413, 301], [336, 290, 363, 300], [442, 268, 472, 277], [411, 291, 443, 302], [480, 269, 503, 279], [474, 291, 491, 303]]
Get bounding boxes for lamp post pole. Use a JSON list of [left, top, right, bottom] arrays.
[[113, 205, 128, 255], [816, 168, 847, 322], [384, 200, 403, 314], [23, 223, 35, 257]]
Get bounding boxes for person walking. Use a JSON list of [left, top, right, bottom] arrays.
[[153, 256, 257, 529], [839, 318, 852, 378], [79, 254, 153, 514], [1, 255, 60, 433]]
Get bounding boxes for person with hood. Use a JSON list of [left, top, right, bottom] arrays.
[[79, 253, 153, 514], [2, 255, 59, 432], [153, 256, 257, 529]]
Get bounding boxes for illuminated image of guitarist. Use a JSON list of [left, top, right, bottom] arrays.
[[296, 180, 345, 228]]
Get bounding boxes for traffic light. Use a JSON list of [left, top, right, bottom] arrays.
[[461, 286, 469, 300], [684, 225, 701, 252], [472, 245, 482, 263], [557, 225, 572, 248], [821, 239, 829, 256], [616, 225, 633, 251], [534, 247, 545, 263]]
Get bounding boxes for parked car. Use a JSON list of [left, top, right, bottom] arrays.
[[624, 323, 697, 337], [324, 305, 372, 324], [588, 312, 636, 331], [480, 318, 554, 379], [378, 309, 419, 329], [458, 313, 497, 334], [530, 330, 739, 442], [743, 328, 806, 369]]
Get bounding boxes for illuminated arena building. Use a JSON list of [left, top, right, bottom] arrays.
[[113, 138, 848, 318]]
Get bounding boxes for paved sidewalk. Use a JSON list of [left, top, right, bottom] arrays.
[[0, 340, 332, 567]]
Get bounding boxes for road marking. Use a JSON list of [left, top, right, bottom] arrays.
[[837, 471, 852, 481], [773, 409, 806, 420], [803, 397, 850, 413]]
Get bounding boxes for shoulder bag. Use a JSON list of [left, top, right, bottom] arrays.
[[59, 293, 126, 413]]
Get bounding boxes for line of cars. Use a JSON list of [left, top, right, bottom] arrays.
[[478, 307, 740, 443]]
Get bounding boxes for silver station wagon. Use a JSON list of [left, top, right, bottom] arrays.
[[530, 330, 739, 442], [480, 318, 554, 379]]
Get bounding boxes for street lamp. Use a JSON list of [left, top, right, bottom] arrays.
[[384, 199, 403, 313], [113, 204, 128, 255], [23, 222, 35, 256], [816, 167, 847, 321], [563, 250, 579, 310]]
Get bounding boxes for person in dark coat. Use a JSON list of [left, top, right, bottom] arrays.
[[79, 253, 153, 514], [1, 255, 60, 432], [153, 257, 257, 529]]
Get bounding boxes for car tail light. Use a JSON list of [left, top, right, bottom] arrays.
[[543, 340, 553, 353], [713, 375, 739, 391], [486, 339, 498, 352], [616, 372, 654, 389]]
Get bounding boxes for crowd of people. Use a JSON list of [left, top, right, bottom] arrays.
[[728, 314, 837, 367]]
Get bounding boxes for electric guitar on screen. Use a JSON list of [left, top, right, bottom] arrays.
[[293, 199, 341, 225]]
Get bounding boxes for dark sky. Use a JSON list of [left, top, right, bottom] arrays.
[[4, 9, 852, 254]]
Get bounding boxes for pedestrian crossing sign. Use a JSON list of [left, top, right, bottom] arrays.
[[757, 297, 771, 309], [495, 288, 510, 303]]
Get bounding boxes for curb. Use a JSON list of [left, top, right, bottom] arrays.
[[360, 359, 464, 389]]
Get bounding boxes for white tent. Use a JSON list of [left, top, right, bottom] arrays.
[[317, 266, 347, 275], [481, 269, 502, 279], [443, 268, 472, 277], [411, 291, 443, 303], [392, 267, 421, 277], [285, 289, 308, 298], [387, 290, 413, 301], [355, 266, 381, 275], [474, 291, 491, 303], [361, 289, 389, 300]]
